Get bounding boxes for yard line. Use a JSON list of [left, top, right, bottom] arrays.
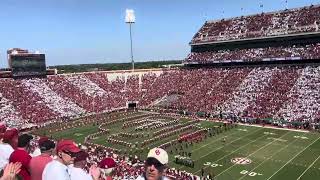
[[296, 154, 320, 180], [216, 131, 290, 178], [193, 130, 242, 152], [238, 123, 310, 133], [238, 132, 298, 180], [197, 128, 263, 160], [194, 128, 266, 174], [176, 127, 257, 169], [266, 136, 320, 180]]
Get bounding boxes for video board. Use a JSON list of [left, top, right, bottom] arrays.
[[10, 54, 46, 77]]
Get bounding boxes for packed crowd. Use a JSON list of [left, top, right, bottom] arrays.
[[0, 92, 27, 128], [22, 79, 86, 118], [1, 65, 320, 128], [0, 79, 58, 124], [184, 43, 320, 63], [47, 75, 113, 113], [191, 5, 320, 44], [0, 124, 202, 180], [275, 66, 320, 122]]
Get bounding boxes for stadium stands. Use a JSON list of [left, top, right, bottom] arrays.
[[22, 78, 86, 118], [185, 43, 320, 63], [0, 78, 58, 123], [244, 66, 300, 119], [0, 92, 26, 127], [275, 66, 320, 121], [191, 5, 320, 44], [0, 3, 318, 133], [2, 4, 320, 180], [1, 65, 320, 127]]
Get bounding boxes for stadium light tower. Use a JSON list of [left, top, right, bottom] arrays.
[[125, 9, 135, 72]]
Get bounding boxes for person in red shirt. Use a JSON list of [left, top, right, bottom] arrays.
[[9, 134, 33, 180], [29, 137, 55, 180]]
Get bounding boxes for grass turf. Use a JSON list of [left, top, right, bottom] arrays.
[[33, 112, 320, 180]]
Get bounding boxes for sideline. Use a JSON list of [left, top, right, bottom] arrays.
[[238, 123, 310, 133], [215, 131, 291, 178], [197, 118, 310, 133]]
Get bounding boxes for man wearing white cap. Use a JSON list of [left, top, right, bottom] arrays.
[[136, 148, 169, 180]]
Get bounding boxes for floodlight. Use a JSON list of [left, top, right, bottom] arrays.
[[125, 9, 135, 23]]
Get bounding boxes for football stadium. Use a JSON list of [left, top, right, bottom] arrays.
[[1, 2, 320, 180]]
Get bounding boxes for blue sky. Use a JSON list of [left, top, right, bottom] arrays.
[[0, 0, 319, 67]]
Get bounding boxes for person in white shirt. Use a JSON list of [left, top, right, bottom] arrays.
[[0, 132, 14, 171], [136, 148, 170, 180], [42, 139, 80, 180], [30, 147, 41, 157], [69, 150, 99, 180]]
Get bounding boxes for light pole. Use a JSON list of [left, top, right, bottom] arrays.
[[125, 9, 135, 72]]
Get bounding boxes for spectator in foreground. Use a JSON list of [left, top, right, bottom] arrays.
[[69, 150, 100, 180], [98, 158, 117, 180], [0, 162, 22, 180], [9, 134, 33, 180], [42, 139, 80, 180], [4, 129, 19, 150], [29, 137, 55, 180], [136, 148, 169, 180], [0, 133, 14, 172]]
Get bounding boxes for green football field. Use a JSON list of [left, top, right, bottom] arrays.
[[34, 112, 320, 180]]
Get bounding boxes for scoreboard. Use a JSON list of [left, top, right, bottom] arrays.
[[9, 54, 46, 77]]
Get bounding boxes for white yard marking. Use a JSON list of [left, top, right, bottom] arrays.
[[74, 133, 83, 136], [238, 133, 298, 180], [266, 137, 287, 142], [178, 128, 258, 169], [294, 136, 309, 139], [215, 131, 290, 178], [192, 130, 240, 152], [296, 154, 320, 180], [266, 136, 320, 180], [264, 132, 276, 135], [194, 128, 265, 174]]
